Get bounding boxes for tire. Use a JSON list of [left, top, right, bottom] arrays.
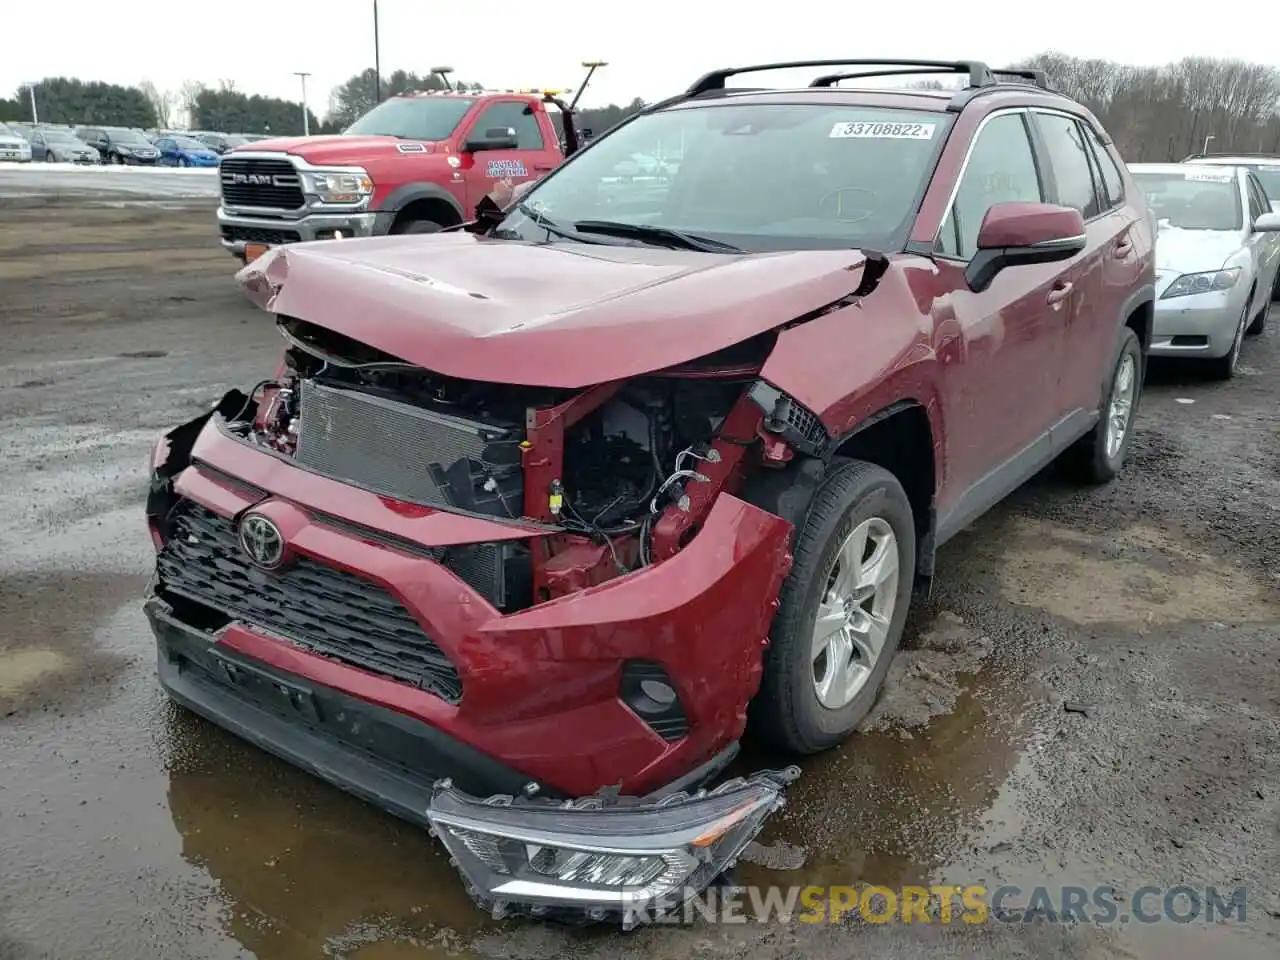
[[750, 458, 916, 754], [179, 157, 189, 168], [395, 218, 444, 235], [1060, 326, 1143, 484], [45, 151, 54, 162], [1206, 300, 1250, 380], [1246, 307, 1267, 337], [1270, 268, 1280, 304]]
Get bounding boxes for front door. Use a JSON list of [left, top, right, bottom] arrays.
[[460, 99, 556, 213], [931, 109, 1067, 517]]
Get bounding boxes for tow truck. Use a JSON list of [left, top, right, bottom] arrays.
[[216, 63, 605, 263]]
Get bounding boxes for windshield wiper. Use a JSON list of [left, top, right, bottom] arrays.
[[515, 203, 624, 246], [572, 220, 744, 253]]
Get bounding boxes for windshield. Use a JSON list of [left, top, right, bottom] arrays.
[[0, 123, 16, 137], [499, 102, 952, 252], [1131, 170, 1242, 231], [173, 136, 207, 150], [110, 129, 154, 146], [44, 130, 80, 143], [345, 96, 476, 140]]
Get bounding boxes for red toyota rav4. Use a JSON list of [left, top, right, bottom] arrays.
[[145, 59, 1154, 925]]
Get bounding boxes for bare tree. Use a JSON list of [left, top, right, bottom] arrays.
[[138, 80, 174, 128], [178, 80, 207, 129], [1018, 52, 1280, 160]]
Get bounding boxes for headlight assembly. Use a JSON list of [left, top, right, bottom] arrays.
[[1160, 267, 1240, 299], [426, 766, 800, 928], [302, 169, 374, 204]]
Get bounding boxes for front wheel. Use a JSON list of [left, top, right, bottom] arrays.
[[45, 151, 55, 162], [395, 218, 444, 235], [1206, 300, 1250, 380], [179, 156, 189, 168], [750, 459, 915, 754]]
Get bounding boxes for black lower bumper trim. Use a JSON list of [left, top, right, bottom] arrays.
[[146, 598, 544, 824]]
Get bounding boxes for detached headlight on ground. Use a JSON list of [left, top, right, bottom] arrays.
[[1161, 267, 1240, 299], [426, 767, 799, 928], [302, 169, 373, 203]]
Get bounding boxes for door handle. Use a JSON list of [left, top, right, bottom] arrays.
[[1047, 281, 1074, 305], [1113, 239, 1133, 257]]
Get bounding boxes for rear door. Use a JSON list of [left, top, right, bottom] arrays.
[[931, 109, 1066, 511], [1029, 110, 1123, 427], [460, 99, 558, 212]]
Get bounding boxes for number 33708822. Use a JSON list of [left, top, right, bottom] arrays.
[[829, 121, 937, 140]]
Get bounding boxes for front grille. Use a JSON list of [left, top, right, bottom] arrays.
[[221, 225, 302, 245], [220, 156, 304, 209], [294, 379, 525, 514], [156, 501, 463, 702]]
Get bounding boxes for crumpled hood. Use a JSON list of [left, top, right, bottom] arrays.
[[233, 135, 442, 166], [1152, 224, 1244, 275], [238, 234, 875, 388]]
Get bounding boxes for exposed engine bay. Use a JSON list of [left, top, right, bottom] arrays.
[[217, 317, 790, 611]]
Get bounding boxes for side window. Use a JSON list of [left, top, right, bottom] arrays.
[[1035, 113, 1103, 219], [472, 101, 544, 150], [936, 112, 1044, 260], [1083, 124, 1124, 210]]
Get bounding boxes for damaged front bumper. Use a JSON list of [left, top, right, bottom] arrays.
[[149, 597, 798, 928]]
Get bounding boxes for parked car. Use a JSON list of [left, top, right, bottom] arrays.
[[145, 58, 1155, 926], [194, 132, 254, 155], [0, 122, 33, 162], [74, 126, 161, 165], [28, 127, 100, 164], [1129, 162, 1280, 377], [1183, 152, 1280, 212], [155, 134, 221, 167]]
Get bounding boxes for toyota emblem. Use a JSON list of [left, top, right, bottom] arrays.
[[238, 514, 285, 569]]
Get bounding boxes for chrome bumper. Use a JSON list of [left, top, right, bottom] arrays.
[[217, 206, 380, 258]]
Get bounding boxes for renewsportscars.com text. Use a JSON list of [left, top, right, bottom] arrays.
[[624, 884, 1249, 926]]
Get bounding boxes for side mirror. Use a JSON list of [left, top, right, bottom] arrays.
[[465, 126, 519, 152], [1251, 211, 1280, 232], [965, 201, 1087, 293]]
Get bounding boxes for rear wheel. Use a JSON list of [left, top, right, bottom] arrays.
[[1060, 326, 1143, 484], [750, 459, 915, 754]]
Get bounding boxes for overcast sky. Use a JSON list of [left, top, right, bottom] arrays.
[[6, 1, 1280, 119]]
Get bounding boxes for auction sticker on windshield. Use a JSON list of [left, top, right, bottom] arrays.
[[1185, 170, 1233, 181], [830, 121, 936, 140]]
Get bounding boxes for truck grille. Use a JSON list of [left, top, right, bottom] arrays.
[[156, 501, 463, 702], [220, 156, 304, 209], [293, 380, 525, 513]]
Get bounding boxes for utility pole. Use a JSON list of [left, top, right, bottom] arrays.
[[1202, 134, 1215, 155], [372, 0, 382, 104], [294, 71, 312, 135], [23, 83, 38, 124]]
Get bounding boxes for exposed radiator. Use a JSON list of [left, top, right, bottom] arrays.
[[293, 379, 525, 516]]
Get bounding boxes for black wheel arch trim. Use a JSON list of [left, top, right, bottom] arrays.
[[377, 182, 465, 230], [1119, 282, 1156, 351]]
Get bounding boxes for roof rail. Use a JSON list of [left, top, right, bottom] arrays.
[[687, 59, 1000, 96], [810, 66, 967, 87], [1181, 151, 1280, 161]]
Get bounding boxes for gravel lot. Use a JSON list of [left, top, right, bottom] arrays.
[[1, 199, 1276, 960]]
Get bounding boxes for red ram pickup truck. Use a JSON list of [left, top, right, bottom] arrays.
[[217, 89, 576, 261], [148, 58, 1155, 929]]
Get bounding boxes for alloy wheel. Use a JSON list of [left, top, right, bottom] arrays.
[[1105, 353, 1136, 460], [811, 516, 900, 710]]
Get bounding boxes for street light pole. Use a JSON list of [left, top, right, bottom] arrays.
[[1202, 134, 1216, 154], [372, 0, 382, 104], [24, 83, 38, 124], [294, 71, 311, 135]]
